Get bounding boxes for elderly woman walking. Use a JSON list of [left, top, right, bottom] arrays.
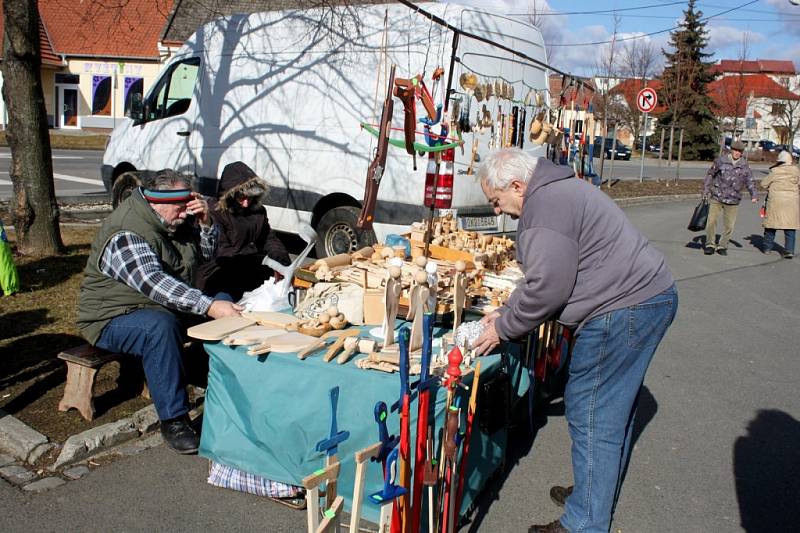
[[760, 150, 799, 259]]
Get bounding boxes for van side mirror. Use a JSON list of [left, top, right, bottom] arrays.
[[129, 94, 144, 123]]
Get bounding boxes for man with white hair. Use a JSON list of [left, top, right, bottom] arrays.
[[473, 149, 677, 533], [77, 170, 242, 454]]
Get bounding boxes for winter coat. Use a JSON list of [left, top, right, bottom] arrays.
[[760, 163, 800, 230], [195, 173, 290, 299], [703, 154, 756, 205]]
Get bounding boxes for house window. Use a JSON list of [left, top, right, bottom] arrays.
[[124, 77, 144, 117], [780, 77, 790, 87], [745, 117, 756, 129], [92, 75, 112, 116], [55, 73, 80, 84], [771, 103, 786, 116]]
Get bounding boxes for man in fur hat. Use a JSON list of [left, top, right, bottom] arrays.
[[195, 161, 291, 300]]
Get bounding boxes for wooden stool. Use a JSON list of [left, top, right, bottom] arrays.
[[57, 344, 148, 421]]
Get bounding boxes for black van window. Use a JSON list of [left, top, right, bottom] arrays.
[[145, 57, 200, 121]]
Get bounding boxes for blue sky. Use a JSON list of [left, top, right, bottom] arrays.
[[444, 1, 800, 76]]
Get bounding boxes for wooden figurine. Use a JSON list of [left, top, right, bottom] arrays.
[[407, 270, 430, 352], [382, 266, 402, 347], [425, 261, 439, 314], [452, 260, 468, 333]]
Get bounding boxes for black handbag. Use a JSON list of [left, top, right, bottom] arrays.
[[479, 352, 511, 435], [688, 199, 709, 231]]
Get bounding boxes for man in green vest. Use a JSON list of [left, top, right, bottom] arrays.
[[77, 170, 242, 454]]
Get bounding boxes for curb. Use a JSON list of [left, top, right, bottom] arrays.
[[614, 193, 698, 207], [0, 404, 161, 492]]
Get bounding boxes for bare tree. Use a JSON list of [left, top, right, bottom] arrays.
[[770, 79, 800, 146], [615, 39, 658, 146], [716, 35, 750, 142], [526, 0, 557, 64], [592, 14, 621, 184], [621, 39, 657, 82], [1, 0, 63, 256]]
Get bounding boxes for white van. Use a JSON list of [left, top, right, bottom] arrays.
[[101, 2, 550, 255]]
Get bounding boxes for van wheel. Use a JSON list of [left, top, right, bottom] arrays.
[[112, 171, 142, 208], [315, 206, 376, 257]]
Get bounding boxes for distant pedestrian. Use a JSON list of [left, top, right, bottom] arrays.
[[759, 150, 799, 259], [702, 140, 757, 256]]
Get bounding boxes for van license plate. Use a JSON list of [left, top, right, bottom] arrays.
[[460, 215, 497, 231]]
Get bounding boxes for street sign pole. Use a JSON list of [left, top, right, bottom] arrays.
[[639, 113, 648, 183], [635, 87, 657, 183]]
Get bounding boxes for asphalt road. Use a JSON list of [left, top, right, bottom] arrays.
[[2, 200, 798, 532], [0, 148, 106, 199], [590, 155, 772, 182], [0, 148, 776, 203]]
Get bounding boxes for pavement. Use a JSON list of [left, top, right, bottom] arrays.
[[1, 197, 798, 532]]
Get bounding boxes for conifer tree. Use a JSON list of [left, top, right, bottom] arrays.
[[658, 0, 718, 160]]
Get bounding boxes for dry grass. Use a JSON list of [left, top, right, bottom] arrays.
[[0, 225, 150, 442], [0, 130, 108, 150], [602, 178, 703, 199]]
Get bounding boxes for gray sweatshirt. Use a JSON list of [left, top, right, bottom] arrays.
[[496, 159, 674, 341]]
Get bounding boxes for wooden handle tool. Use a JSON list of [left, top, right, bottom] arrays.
[[297, 337, 327, 360], [323, 331, 360, 362]]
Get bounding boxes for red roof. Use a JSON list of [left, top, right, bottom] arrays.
[[548, 74, 596, 108], [609, 78, 667, 114], [38, 0, 172, 60], [711, 59, 796, 75], [710, 74, 800, 117], [0, 11, 63, 67]]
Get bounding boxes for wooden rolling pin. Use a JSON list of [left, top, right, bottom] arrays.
[[309, 246, 375, 272]]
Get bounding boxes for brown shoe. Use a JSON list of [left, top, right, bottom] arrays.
[[549, 485, 573, 507], [528, 519, 568, 532]]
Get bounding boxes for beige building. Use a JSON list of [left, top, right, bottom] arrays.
[[0, 1, 174, 132]]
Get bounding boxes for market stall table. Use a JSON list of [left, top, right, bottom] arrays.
[[199, 325, 530, 525]]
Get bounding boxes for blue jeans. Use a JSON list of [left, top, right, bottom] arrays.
[[762, 228, 796, 255], [561, 284, 678, 532], [96, 308, 189, 421]]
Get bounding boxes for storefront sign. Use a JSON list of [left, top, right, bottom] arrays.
[[82, 62, 143, 76]]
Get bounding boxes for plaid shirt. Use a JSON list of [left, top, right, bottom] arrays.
[[98, 224, 217, 316], [207, 461, 302, 498]]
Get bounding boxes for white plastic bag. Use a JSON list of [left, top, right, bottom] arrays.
[[237, 277, 292, 312]]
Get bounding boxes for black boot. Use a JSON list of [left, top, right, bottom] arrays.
[[160, 415, 199, 454], [549, 485, 573, 507], [528, 519, 568, 532]]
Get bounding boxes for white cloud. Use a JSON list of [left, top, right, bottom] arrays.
[[706, 23, 765, 53], [764, 0, 800, 36], [439, 0, 531, 12]]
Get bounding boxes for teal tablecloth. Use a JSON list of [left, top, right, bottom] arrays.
[[199, 329, 529, 524]]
